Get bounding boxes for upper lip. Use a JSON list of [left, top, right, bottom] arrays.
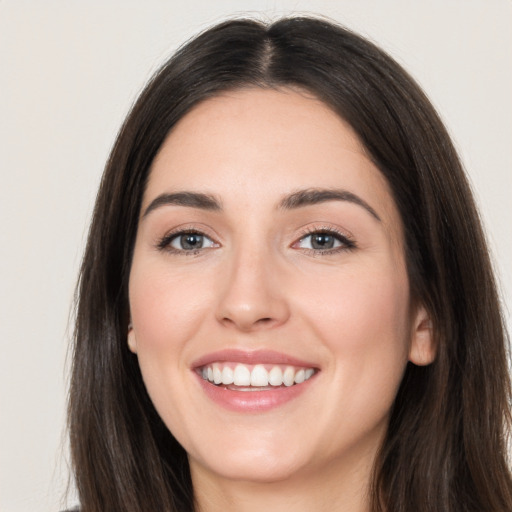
[[191, 349, 319, 369]]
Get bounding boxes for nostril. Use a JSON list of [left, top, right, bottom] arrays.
[[253, 317, 277, 328], [221, 315, 275, 330]]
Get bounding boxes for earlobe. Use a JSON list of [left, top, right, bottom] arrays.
[[127, 322, 137, 353], [409, 306, 436, 366]]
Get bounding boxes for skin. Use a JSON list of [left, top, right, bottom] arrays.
[[128, 88, 435, 512]]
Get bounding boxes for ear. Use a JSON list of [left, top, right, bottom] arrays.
[[408, 306, 436, 366], [127, 322, 137, 354]]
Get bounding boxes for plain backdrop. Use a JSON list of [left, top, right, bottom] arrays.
[[1, 1, 510, 511]]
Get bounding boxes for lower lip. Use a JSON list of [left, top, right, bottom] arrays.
[[195, 373, 316, 412]]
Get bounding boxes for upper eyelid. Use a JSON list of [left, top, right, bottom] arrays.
[[295, 223, 355, 241], [157, 224, 220, 242]]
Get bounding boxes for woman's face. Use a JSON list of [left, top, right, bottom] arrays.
[[128, 88, 433, 487]]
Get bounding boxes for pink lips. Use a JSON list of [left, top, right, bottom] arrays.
[[192, 349, 319, 413], [192, 349, 316, 368]]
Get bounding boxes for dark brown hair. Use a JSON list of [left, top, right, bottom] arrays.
[[69, 16, 512, 511]]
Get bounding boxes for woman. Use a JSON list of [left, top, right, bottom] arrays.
[[68, 16, 512, 511]]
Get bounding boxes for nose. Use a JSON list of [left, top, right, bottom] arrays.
[[215, 246, 290, 332]]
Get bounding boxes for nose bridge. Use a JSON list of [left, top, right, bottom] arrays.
[[215, 235, 289, 331]]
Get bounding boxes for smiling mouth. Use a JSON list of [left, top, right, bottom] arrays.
[[198, 362, 316, 390]]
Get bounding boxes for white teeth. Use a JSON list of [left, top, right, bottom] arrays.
[[213, 364, 222, 384], [201, 362, 316, 388], [294, 368, 305, 384], [233, 364, 251, 386], [283, 366, 295, 387], [268, 366, 283, 386], [251, 365, 269, 386], [221, 366, 234, 385]]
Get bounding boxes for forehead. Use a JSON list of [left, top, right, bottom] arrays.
[[146, 88, 401, 235], [151, 88, 366, 182]]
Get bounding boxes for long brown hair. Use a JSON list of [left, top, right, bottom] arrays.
[[69, 17, 512, 511]]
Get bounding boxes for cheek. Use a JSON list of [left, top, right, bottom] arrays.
[[129, 262, 213, 355], [307, 260, 409, 342], [127, 262, 215, 440], [127, 261, 216, 422], [289, 264, 412, 446], [296, 262, 411, 395]]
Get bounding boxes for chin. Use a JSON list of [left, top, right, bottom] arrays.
[[186, 428, 315, 484], [192, 450, 310, 484]]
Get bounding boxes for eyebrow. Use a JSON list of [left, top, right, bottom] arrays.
[[142, 187, 380, 221], [142, 192, 222, 218], [278, 188, 381, 221]]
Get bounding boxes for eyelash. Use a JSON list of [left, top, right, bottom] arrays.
[[156, 228, 215, 256], [294, 226, 356, 256], [156, 226, 356, 256]]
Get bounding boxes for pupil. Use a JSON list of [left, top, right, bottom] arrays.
[[312, 233, 334, 249], [181, 234, 203, 250]]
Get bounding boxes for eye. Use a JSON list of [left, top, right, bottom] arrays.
[[170, 232, 216, 251], [158, 230, 217, 253], [295, 230, 355, 253]]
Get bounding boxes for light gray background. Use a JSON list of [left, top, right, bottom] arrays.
[[1, 1, 510, 511]]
